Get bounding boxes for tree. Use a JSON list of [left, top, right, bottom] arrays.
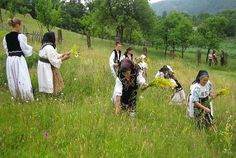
[[79, 12, 95, 48], [59, 0, 86, 32], [218, 10, 236, 37], [94, 0, 156, 42], [198, 16, 228, 49], [197, 16, 228, 62], [176, 18, 193, 58], [35, 0, 62, 31]]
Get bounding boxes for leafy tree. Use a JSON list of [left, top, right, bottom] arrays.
[[158, 11, 190, 57], [218, 10, 236, 37], [176, 17, 193, 58], [35, 0, 62, 31], [60, 0, 85, 32], [94, 0, 156, 42], [198, 16, 228, 49], [197, 16, 228, 61]]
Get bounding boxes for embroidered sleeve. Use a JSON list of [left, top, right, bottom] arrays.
[[192, 87, 201, 103], [46, 46, 62, 68], [18, 34, 32, 57], [109, 51, 116, 78]]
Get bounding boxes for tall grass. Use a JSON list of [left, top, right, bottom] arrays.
[[0, 9, 235, 157]]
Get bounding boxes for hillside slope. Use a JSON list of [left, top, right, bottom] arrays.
[[0, 9, 236, 157]]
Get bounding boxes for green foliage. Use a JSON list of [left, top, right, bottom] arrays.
[[94, 0, 156, 42], [156, 11, 193, 57], [198, 16, 229, 50], [59, 0, 86, 33], [218, 10, 236, 37], [35, 0, 62, 31]]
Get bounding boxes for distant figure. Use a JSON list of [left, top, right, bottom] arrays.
[[212, 50, 218, 65], [37, 32, 70, 95], [208, 52, 213, 66], [135, 54, 148, 79], [155, 65, 186, 105], [220, 50, 225, 66], [109, 41, 122, 78], [3, 18, 34, 101], [121, 47, 134, 61]]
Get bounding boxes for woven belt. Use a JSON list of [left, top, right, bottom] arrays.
[[8, 51, 24, 57], [39, 57, 50, 64]]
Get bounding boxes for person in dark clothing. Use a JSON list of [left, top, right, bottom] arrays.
[[112, 59, 147, 116]]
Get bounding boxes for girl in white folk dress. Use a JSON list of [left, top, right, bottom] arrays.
[[155, 65, 186, 105], [2, 18, 34, 101], [37, 32, 70, 95]]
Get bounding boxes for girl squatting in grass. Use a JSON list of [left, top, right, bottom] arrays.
[[112, 59, 148, 116], [155, 65, 186, 105], [3, 18, 34, 101], [187, 70, 216, 130]]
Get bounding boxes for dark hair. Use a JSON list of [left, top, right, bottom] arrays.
[[159, 65, 169, 73], [192, 70, 209, 84], [41, 32, 56, 48], [115, 41, 121, 46], [118, 59, 138, 78], [124, 47, 133, 58], [7, 18, 21, 27]]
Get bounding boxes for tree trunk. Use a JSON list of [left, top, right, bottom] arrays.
[[116, 26, 124, 42], [197, 49, 202, 65], [172, 44, 175, 59], [206, 48, 210, 63], [129, 29, 132, 43], [143, 47, 148, 57], [57, 29, 63, 45], [0, 9, 3, 23], [224, 52, 228, 65], [164, 44, 168, 57], [181, 46, 184, 58], [86, 31, 91, 48], [164, 36, 168, 57]]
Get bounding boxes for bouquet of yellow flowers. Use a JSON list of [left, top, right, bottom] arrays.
[[149, 78, 176, 88], [142, 78, 175, 91], [202, 88, 230, 106], [69, 44, 79, 57], [216, 88, 230, 96]]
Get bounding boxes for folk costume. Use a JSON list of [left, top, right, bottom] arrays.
[[3, 32, 34, 101]]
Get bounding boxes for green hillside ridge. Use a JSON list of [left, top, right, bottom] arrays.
[[0, 9, 236, 157], [151, 0, 236, 15]]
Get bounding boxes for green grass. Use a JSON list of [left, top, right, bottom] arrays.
[[0, 9, 236, 157]]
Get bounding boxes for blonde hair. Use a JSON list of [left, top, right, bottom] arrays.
[[7, 18, 21, 27]]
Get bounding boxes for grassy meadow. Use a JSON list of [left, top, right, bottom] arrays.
[[0, 10, 236, 157]]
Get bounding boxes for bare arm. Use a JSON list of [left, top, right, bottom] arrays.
[[194, 101, 211, 113]]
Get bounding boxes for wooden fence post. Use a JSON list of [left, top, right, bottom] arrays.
[[197, 48, 201, 65], [143, 47, 147, 57], [57, 29, 62, 44]]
